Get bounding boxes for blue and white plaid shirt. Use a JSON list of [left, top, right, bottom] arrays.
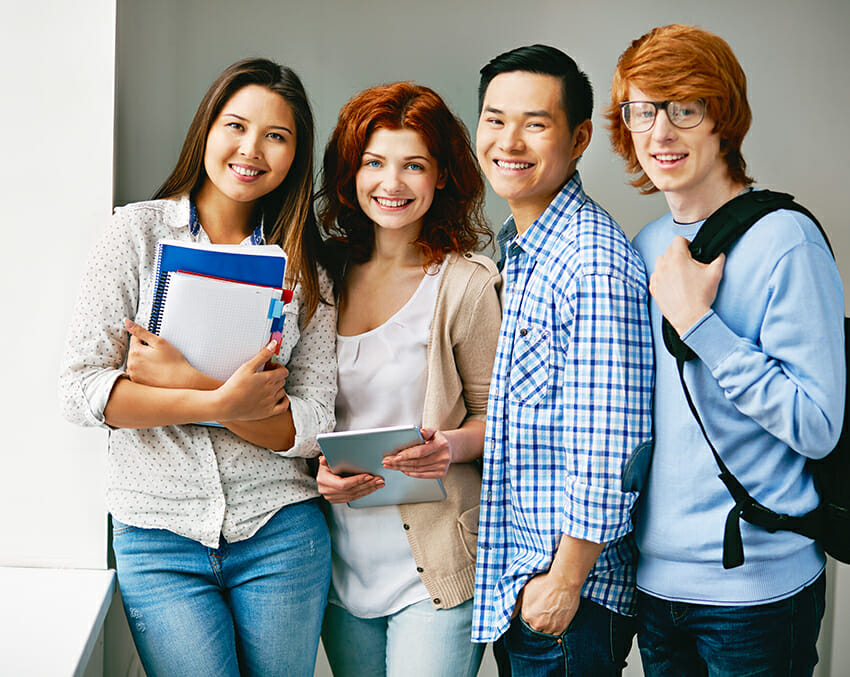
[[473, 173, 654, 642]]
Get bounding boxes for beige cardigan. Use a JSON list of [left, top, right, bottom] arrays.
[[398, 251, 502, 610]]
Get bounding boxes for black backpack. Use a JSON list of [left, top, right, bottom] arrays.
[[662, 189, 850, 569]]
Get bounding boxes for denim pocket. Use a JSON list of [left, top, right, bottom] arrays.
[[508, 325, 550, 405], [111, 517, 139, 536], [518, 615, 566, 642]]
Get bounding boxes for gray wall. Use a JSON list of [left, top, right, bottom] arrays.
[[115, 0, 850, 254]]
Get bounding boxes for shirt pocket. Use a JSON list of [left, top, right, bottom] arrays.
[[508, 324, 550, 406]]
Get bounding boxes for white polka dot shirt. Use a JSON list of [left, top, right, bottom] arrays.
[[59, 196, 337, 547]]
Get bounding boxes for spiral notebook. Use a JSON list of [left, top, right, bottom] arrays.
[[148, 239, 288, 341]]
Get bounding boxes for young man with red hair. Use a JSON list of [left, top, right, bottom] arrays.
[[607, 24, 843, 676]]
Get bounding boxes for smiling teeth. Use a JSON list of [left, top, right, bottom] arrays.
[[496, 160, 533, 169], [375, 197, 411, 207], [655, 154, 686, 161], [232, 165, 262, 176]]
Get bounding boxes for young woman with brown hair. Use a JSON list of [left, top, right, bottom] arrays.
[[59, 58, 335, 676]]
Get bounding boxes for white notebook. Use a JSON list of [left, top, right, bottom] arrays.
[[157, 271, 284, 382]]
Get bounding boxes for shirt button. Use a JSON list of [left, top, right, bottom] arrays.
[[519, 328, 528, 336], [403, 523, 410, 530], [464, 252, 472, 258], [416, 567, 424, 572], [433, 598, 441, 605]]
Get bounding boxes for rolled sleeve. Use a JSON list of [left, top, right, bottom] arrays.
[[59, 206, 142, 428], [559, 273, 653, 542]]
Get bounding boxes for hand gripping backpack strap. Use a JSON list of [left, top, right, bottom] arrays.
[[664, 190, 832, 569]]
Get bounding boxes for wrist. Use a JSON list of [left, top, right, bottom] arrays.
[[188, 367, 221, 391], [670, 306, 710, 336], [441, 430, 456, 464], [545, 568, 585, 595], [197, 387, 225, 422]]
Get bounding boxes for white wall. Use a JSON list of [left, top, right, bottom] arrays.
[[0, 0, 115, 569]]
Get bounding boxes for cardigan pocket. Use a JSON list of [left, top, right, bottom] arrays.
[[457, 504, 480, 562]]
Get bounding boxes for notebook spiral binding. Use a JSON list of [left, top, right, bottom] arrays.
[[147, 249, 171, 335]]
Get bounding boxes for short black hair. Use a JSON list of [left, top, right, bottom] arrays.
[[478, 44, 593, 130]]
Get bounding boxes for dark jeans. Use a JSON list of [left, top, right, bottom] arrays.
[[498, 597, 637, 677], [636, 572, 826, 677]]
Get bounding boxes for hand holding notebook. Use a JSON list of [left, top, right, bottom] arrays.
[[136, 239, 290, 426]]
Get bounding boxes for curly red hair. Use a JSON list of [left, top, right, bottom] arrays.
[[605, 24, 754, 194], [318, 82, 490, 273]]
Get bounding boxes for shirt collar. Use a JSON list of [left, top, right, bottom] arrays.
[[188, 198, 265, 245], [506, 172, 587, 262], [495, 217, 518, 270]]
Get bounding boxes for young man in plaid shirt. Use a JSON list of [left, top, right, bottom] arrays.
[[472, 44, 654, 676]]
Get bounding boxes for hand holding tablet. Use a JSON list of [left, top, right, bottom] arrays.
[[316, 425, 447, 508]]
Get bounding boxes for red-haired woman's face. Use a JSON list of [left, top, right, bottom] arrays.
[[355, 127, 445, 238]]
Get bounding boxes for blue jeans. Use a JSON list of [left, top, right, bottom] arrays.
[[636, 572, 826, 677], [322, 597, 485, 677], [500, 597, 637, 676], [112, 499, 331, 677]]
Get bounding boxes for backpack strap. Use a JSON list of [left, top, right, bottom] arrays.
[[674, 355, 827, 568], [663, 190, 832, 568], [662, 190, 831, 364]]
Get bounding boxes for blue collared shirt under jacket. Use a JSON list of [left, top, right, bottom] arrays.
[[472, 173, 654, 643]]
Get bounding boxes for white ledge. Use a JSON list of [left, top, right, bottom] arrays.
[[0, 566, 116, 677]]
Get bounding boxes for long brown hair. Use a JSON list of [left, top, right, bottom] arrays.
[[317, 82, 490, 291], [154, 57, 324, 322]]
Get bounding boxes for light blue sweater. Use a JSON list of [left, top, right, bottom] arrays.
[[632, 205, 844, 605]]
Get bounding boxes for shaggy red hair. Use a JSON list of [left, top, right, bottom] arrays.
[[605, 24, 754, 194], [318, 82, 490, 270]]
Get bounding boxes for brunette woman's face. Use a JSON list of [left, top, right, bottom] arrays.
[[355, 127, 445, 238], [202, 84, 297, 206]]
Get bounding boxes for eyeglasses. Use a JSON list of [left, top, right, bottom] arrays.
[[618, 99, 706, 133]]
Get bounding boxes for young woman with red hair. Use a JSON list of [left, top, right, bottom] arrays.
[[316, 82, 501, 676]]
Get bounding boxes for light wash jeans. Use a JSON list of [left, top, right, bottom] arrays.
[[322, 597, 485, 677], [111, 499, 331, 677]]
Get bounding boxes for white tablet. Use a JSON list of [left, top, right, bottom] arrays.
[[316, 425, 447, 508]]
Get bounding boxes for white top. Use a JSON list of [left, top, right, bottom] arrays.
[[328, 263, 444, 618], [58, 197, 337, 548]]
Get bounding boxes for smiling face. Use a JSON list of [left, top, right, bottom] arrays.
[[201, 84, 297, 208], [355, 127, 445, 240], [476, 71, 591, 232], [627, 84, 739, 220]]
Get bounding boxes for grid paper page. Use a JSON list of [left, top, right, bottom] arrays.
[[158, 272, 281, 381]]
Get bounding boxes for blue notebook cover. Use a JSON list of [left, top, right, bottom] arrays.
[[149, 239, 288, 338]]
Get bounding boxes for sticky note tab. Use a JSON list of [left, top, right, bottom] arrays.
[[268, 298, 285, 319]]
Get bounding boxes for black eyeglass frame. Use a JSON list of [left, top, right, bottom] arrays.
[[618, 98, 706, 133]]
